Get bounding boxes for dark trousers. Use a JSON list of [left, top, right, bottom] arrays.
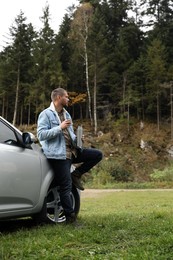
[[72, 148, 103, 175], [48, 148, 103, 215]]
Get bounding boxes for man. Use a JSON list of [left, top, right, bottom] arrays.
[[37, 88, 103, 223]]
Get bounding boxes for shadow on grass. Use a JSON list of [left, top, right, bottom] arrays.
[[0, 218, 47, 234]]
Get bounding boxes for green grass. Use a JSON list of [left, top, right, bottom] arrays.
[[1, 190, 173, 259], [85, 180, 173, 189]]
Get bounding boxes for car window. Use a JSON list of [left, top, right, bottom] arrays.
[[0, 121, 18, 143]]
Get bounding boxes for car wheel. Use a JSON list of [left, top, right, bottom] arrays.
[[46, 186, 65, 223], [71, 184, 80, 215], [46, 185, 80, 223], [33, 185, 80, 224]]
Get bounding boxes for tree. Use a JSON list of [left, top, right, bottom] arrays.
[[126, 55, 148, 120], [146, 38, 167, 130], [33, 4, 62, 114], [88, 4, 111, 133], [5, 11, 35, 125], [1, 0, 173, 126], [71, 2, 94, 125], [145, 0, 173, 64], [55, 13, 74, 88], [0, 47, 14, 119]]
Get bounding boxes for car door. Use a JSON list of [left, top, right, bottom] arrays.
[[0, 119, 42, 213]]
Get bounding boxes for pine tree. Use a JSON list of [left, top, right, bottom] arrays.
[[33, 4, 57, 112], [146, 39, 167, 130], [6, 11, 35, 124]]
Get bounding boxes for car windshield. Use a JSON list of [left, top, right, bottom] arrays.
[[0, 121, 17, 143]]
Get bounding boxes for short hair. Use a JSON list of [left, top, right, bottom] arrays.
[[51, 88, 66, 101]]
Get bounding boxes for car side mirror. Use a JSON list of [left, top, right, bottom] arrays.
[[22, 132, 37, 145]]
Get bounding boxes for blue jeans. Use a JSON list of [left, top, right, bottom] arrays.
[[48, 158, 73, 216], [48, 148, 103, 215], [72, 148, 103, 175]]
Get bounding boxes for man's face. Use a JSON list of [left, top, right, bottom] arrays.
[[60, 91, 69, 107]]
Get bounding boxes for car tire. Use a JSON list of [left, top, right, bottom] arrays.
[[32, 184, 80, 224], [71, 184, 80, 215]]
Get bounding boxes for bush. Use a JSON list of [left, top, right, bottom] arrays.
[[150, 165, 173, 182], [91, 169, 114, 186], [110, 166, 133, 182], [89, 159, 133, 186]]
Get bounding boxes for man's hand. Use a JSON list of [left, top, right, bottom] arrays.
[[60, 119, 71, 129]]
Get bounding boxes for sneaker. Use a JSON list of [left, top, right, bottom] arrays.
[[71, 172, 84, 191], [66, 212, 77, 224]]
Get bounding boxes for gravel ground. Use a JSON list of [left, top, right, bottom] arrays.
[[81, 188, 173, 198]]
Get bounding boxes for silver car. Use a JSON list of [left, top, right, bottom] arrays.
[[0, 116, 80, 224]]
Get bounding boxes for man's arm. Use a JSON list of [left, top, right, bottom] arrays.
[[37, 111, 62, 141]]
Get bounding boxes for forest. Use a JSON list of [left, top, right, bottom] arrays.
[[0, 0, 173, 136]]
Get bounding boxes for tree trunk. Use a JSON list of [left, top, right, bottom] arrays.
[[84, 38, 93, 126], [79, 104, 83, 120], [13, 66, 20, 125], [27, 102, 30, 126], [93, 63, 97, 135], [141, 84, 145, 121], [157, 92, 160, 131], [170, 83, 173, 139], [122, 72, 127, 116], [20, 104, 23, 125], [127, 101, 130, 133], [5, 97, 8, 120], [2, 95, 5, 118]]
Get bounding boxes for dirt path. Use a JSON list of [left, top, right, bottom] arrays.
[[81, 189, 117, 198], [81, 188, 173, 198]]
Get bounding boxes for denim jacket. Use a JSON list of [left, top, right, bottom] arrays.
[[37, 102, 77, 159]]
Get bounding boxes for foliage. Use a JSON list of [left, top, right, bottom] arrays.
[[33, 5, 58, 113], [0, 11, 36, 124], [79, 117, 173, 186], [69, 91, 87, 105], [0, 0, 173, 129], [150, 164, 173, 182], [110, 165, 133, 182], [88, 158, 133, 187]]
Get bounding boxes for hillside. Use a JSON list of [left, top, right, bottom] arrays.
[[74, 119, 173, 182], [24, 118, 173, 183]]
